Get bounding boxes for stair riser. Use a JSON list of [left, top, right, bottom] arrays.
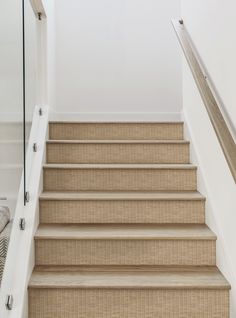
[[35, 239, 215, 266], [43, 168, 197, 192], [40, 200, 205, 224], [29, 289, 229, 318], [47, 143, 189, 164], [49, 123, 184, 140]]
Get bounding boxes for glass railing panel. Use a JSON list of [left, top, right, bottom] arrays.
[[0, 0, 40, 288], [24, 0, 38, 199], [0, 0, 24, 285], [0, 0, 23, 215]]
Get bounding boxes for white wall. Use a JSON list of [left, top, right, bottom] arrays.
[[42, 0, 55, 110], [182, 0, 236, 133], [181, 1, 236, 315], [50, 0, 182, 120], [25, 0, 38, 124]]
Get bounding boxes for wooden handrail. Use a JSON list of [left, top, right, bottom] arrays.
[[172, 19, 236, 183]]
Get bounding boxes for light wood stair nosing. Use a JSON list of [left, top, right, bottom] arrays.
[[49, 121, 185, 125], [43, 163, 197, 170], [29, 266, 230, 290], [39, 191, 205, 201], [47, 139, 190, 144], [33, 265, 221, 272], [34, 224, 216, 241]]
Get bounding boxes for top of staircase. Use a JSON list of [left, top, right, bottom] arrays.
[[49, 121, 185, 140], [47, 139, 189, 144], [49, 121, 184, 124]]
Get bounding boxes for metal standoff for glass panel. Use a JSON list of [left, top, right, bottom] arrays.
[[33, 143, 38, 152], [19, 218, 26, 231], [5, 295, 13, 310], [39, 108, 43, 116], [179, 19, 184, 25], [25, 191, 30, 203]]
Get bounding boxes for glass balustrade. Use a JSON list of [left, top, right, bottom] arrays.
[[0, 0, 39, 285]]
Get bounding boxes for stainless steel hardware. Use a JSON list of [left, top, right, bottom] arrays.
[[19, 218, 26, 231], [25, 191, 30, 203], [5, 295, 13, 310], [33, 143, 38, 152], [39, 108, 43, 116]]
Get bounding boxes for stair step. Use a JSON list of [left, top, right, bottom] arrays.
[[46, 140, 190, 164], [35, 224, 216, 240], [40, 191, 205, 200], [28, 267, 230, 318], [43, 164, 197, 192], [49, 122, 184, 140], [30, 121, 231, 317], [39, 191, 205, 224], [29, 266, 229, 289], [35, 225, 216, 266]]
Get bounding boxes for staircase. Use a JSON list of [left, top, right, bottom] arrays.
[[28, 122, 230, 318]]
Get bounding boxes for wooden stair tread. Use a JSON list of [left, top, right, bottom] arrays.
[[50, 121, 184, 124], [44, 163, 197, 170], [33, 265, 220, 272], [35, 224, 216, 240], [29, 266, 229, 289], [47, 139, 189, 144], [40, 191, 205, 201]]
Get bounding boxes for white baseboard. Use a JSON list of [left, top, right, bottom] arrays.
[[50, 111, 182, 122]]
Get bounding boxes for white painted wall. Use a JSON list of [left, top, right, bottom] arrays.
[[25, 0, 38, 125], [42, 0, 55, 110], [50, 0, 182, 120], [181, 1, 236, 315]]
